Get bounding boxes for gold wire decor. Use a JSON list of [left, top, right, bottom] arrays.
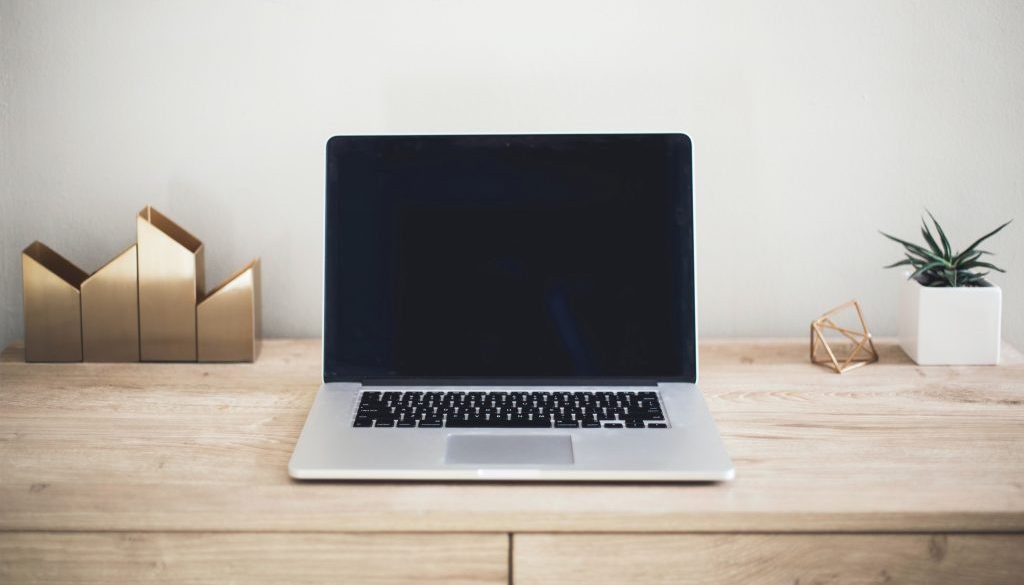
[[810, 300, 878, 374]]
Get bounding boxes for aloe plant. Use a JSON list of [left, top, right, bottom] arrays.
[[880, 211, 1011, 287]]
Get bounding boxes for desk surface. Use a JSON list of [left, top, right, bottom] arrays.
[[2, 338, 1023, 534]]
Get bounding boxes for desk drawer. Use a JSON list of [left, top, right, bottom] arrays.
[[0, 532, 508, 585], [514, 533, 1024, 585]]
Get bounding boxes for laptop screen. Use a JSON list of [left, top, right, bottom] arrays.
[[323, 134, 695, 383]]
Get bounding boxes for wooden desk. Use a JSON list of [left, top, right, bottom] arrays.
[[2, 339, 1022, 584]]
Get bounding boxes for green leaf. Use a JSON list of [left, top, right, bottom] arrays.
[[884, 258, 916, 269], [910, 261, 945, 282], [879, 230, 918, 249], [960, 271, 990, 284], [879, 231, 951, 265], [954, 250, 984, 267], [926, 210, 951, 258], [920, 220, 942, 255], [941, 268, 955, 286], [914, 247, 949, 265], [959, 219, 1013, 258], [967, 261, 1006, 273], [953, 248, 993, 264]]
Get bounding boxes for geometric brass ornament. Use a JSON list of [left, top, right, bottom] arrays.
[[21, 205, 260, 363], [21, 241, 88, 362], [810, 300, 879, 374], [81, 244, 140, 362], [197, 259, 261, 362], [137, 206, 205, 362]]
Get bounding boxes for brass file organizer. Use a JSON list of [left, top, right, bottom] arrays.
[[137, 207, 205, 361], [22, 206, 260, 363], [197, 259, 261, 362], [82, 244, 140, 361], [810, 300, 878, 374], [22, 242, 88, 362]]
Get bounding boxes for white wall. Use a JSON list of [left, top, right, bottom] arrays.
[[2, 0, 1022, 354]]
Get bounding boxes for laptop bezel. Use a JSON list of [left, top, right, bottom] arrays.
[[320, 133, 697, 386]]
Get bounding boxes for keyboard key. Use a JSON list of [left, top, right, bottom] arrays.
[[648, 423, 668, 428], [603, 422, 624, 428]]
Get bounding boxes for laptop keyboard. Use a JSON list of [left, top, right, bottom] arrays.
[[352, 390, 669, 429]]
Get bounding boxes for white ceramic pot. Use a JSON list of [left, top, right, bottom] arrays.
[[898, 274, 1002, 365]]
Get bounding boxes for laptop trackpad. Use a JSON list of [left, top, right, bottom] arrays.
[[445, 434, 574, 465]]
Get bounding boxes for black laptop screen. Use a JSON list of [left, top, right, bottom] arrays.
[[323, 134, 695, 383]]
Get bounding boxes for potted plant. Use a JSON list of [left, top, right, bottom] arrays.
[[881, 212, 1011, 365]]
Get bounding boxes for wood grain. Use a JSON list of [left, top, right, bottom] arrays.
[[2, 338, 1023, 533], [513, 533, 1024, 585], [0, 532, 508, 585]]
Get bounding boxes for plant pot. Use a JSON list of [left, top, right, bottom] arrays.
[[898, 274, 1002, 365]]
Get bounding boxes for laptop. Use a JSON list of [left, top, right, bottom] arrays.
[[289, 133, 734, 481]]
